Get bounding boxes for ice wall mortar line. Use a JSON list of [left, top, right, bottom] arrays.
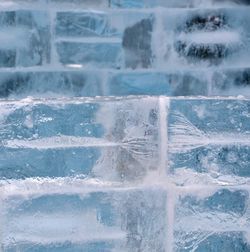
[[159, 96, 175, 252], [50, 9, 59, 67]]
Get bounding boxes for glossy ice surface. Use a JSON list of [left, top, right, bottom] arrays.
[[1, 0, 250, 251]]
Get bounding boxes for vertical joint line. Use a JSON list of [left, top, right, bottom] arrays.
[[151, 9, 165, 68], [158, 96, 168, 177], [159, 96, 175, 252], [49, 9, 57, 66]]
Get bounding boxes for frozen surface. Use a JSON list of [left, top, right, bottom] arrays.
[[168, 98, 250, 180], [0, 10, 50, 68], [0, 0, 250, 251], [110, 0, 250, 8], [0, 71, 102, 98], [0, 4, 249, 97], [0, 96, 249, 251], [174, 188, 250, 251], [1, 184, 167, 251], [0, 97, 159, 181]]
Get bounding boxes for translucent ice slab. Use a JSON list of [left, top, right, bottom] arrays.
[[0, 6, 250, 97], [0, 96, 250, 252], [174, 187, 250, 251], [1, 96, 250, 184], [0, 181, 167, 251], [168, 97, 250, 184], [110, 0, 250, 8], [3, 68, 250, 98], [55, 12, 151, 38], [0, 10, 50, 68], [0, 71, 102, 98], [0, 97, 159, 181], [56, 42, 122, 69], [107, 71, 208, 96]]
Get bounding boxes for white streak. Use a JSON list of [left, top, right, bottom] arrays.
[[177, 30, 241, 45], [4, 211, 126, 245], [5, 136, 119, 149], [169, 112, 250, 153]]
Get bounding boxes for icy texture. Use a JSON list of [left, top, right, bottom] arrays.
[[50, 0, 109, 7], [0, 4, 249, 96], [0, 10, 50, 68], [110, 0, 250, 8], [0, 71, 102, 98], [162, 8, 250, 68], [0, 97, 159, 181], [212, 68, 250, 96], [0, 69, 212, 98], [175, 188, 250, 251], [1, 184, 167, 251], [56, 12, 120, 37], [168, 98, 250, 181], [0, 96, 250, 251], [1, 0, 250, 251], [55, 12, 150, 38], [55, 11, 154, 69], [57, 42, 122, 69], [107, 71, 208, 96]]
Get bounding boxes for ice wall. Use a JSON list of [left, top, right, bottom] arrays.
[[0, 1, 250, 252], [0, 0, 250, 97]]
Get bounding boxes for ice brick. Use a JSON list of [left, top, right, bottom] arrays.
[[162, 8, 250, 68], [0, 70, 209, 98], [174, 188, 250, 251], [0, 0, 46, 3], [0, 183, 167, 252], [0, 97, 159, 181], [110, 0, 161, 8], [0, 71, 102, 98], [0, 0, 109, 7], [0, 10, 50, 67], [0, 11, 17, 67], [176, 188, 249, 224], [56, 12, 121, 37], [168, 98, 250, 182], [107, 71, 208, 96], [110, 0, 202, 8], [50, 0, 109, 7], [56, 12, 119, 38], [56, 12, 150, 38], [57, 42, 122, 69], [110, 0, 250, 8]]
